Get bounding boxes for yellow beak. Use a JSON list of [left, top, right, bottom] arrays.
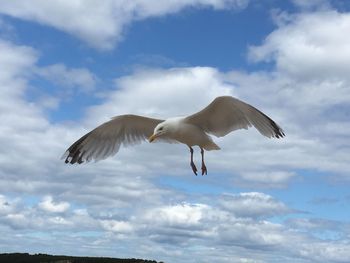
[[148, 133, 158, 143]]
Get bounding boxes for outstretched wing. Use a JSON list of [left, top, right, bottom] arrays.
[[62, 114, 163, 164], [185, 96, 285, 138]]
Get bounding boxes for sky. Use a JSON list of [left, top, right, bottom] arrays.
[[0, 0, 350, 262]]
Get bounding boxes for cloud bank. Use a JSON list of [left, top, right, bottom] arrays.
[[0, 0, 249, 50]]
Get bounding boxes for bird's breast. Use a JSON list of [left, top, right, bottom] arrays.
[[172, 123, 211, 147]]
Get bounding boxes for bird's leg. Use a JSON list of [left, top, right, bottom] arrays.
[[189, 146, 197, 176], [200, 147, 207, 176]]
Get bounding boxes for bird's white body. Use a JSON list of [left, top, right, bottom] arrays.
[[155, 117, 220, 150]]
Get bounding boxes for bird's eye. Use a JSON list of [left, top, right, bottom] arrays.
[[159, 127, 163, 131]]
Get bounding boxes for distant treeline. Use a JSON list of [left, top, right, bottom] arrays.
[[0, 253, 164, 263]]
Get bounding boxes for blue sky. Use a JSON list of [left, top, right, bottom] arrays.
[[0, 0, 350, 262]]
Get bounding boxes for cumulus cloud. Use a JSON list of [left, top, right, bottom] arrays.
[[144, 203, 207, 227], [35, 63, 97, 92], [235, 11, 350, 183], [0, 39, 98, 191], [39, 196, 70, 213], [100, 219, 133, 233], [85, 67, 233, 124], [249, 11, 350, 82], [219, 192, 292, 218], [0, 39, 37, 86], [0, 0, 249, 50]]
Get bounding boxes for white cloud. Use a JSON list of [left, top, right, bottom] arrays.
[[1, 190, 350, 263], [0, 40, 89, 188], [100, 220, 133, 233], [39, 196, 70, 213], [231, 10, 350, 182], [0, 0, 249, 50], [86, 67, 233, 124], [236, 171, 296, 188], [287, 218, 343, 232], [249, 11, 350, 82], [219, 192, 291, 218], [298, 242, 350, 263], [0, 39, 37, 86], [144, 203, 207, 227], [35, 63, 97, 92], [135, 198, 350, 262]]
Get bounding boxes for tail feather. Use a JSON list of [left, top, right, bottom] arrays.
[[203, 141, 220, 151]]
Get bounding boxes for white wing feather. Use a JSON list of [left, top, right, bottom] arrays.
[[62, 114, 163, 164], [185, 96, 285, 138]]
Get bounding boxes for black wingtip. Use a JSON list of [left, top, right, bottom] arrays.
[[274, 125, 285, 139], [268, 118, 285, 139], [64, 148, 86, 164], [63, 131, 92, 164], [254, 107, 285, 139]]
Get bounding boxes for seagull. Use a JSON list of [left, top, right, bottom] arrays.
[[62, 96, 285, 175]]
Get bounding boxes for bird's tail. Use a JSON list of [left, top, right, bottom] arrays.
[[203, 141, 220, 151]]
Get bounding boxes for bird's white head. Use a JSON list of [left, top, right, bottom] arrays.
[[148, 122, 168, 143], [149, 117, 183, 142]]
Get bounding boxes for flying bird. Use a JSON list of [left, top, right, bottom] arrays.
[[62, 96, 285, 175]]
